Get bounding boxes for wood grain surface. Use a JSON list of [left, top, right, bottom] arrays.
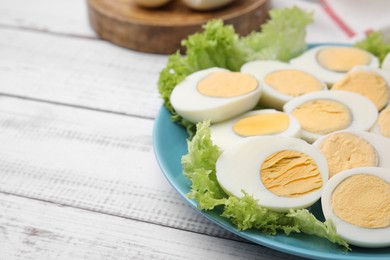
[[88, 0, 270, 53], [0, 28, 165, 119], [0, 193, 298, 259]]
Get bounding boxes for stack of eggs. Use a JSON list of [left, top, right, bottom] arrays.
[[170, 45, 390, 248]]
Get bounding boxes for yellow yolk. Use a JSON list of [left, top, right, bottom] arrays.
[[260, 150, 323, 197], [378, 107, 390, 138], [331, 174, 390, 228], [197, 71, 258, 98], [317, 47, 371, 72], [319, 132, 378, 178], [233, 113, 290, 137], [332, 71, 389, 111], [264, 69, 323, 96], [292, 99, 352, 134]]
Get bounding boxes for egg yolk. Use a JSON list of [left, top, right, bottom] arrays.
[[292, 99, 352, 134], [260, 150, 323, 197], [319, 132, 378, 178], [232, 113, 290, 137], [331, 174, 390, 228], [316, 47, 371, 72], [378, 107, 390, 138], [197, 71, 258, 98], [264, 69, 323, 96], [332, 71, 389, 111]]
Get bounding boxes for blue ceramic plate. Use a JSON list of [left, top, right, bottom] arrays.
[[153, 43, 390, 258], [153, 106, 390, 260]]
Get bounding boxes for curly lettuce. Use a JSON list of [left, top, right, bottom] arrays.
[[242, 6, 314, 61], [355, 31, 390, 64], [182, 121, 350, 250]]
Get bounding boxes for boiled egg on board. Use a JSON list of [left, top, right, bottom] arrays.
[[210, 109, 301, 151], [133, 0, 172, 8], [283, 91, 378, 143], [170, 67, 262, 123], [181, 0, 234, 10], [321, 167, 390, 248], [312, 130, 390, 178], [331, 66, 390, 111], [290, 45, 380, 85], [240, 60, 327, 110], [216, 136, 328, 212]]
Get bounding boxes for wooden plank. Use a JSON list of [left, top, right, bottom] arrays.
[[0, 96, 240, 240], [0, 27, 166, 119], [0, 192, 300, 259], [0, 0, 96, 37]]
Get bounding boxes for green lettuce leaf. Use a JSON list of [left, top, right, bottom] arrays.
[[242, 6, 314, 61], [158, 7, 313, 137], [355, 31, 390, 64], [182, 121, 350, 250], [184, 19, 247, 72], [182, 121, 226, 209]]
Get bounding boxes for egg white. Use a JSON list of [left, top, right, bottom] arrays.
[[210, 109, 301, 151], [289, 45, 380, 85], [216, 136, 328, 212], [321, 167, 390, 248], [283, 91, 378, 143], [240, 60, 327, 110], [313, 130, 390, 173], [170, 67, 262, 123], [181, 0, 234, 10]]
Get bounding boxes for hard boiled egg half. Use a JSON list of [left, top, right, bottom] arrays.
[[170, 67, 262, 123], [331, 66, 390, 111], [210, 109, 301, 151], [313, 130, 390, 178], [283, 91, 378, 143], [216, 136, 328, 211], [321, 167, 390, 248], [290, 45, 380, 85], [241, 60, 327, 110]]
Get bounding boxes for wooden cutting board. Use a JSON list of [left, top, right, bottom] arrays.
[[87, 0, 270, 54]]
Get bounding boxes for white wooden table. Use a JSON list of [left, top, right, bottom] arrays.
[[0, 0, 354, 259]]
